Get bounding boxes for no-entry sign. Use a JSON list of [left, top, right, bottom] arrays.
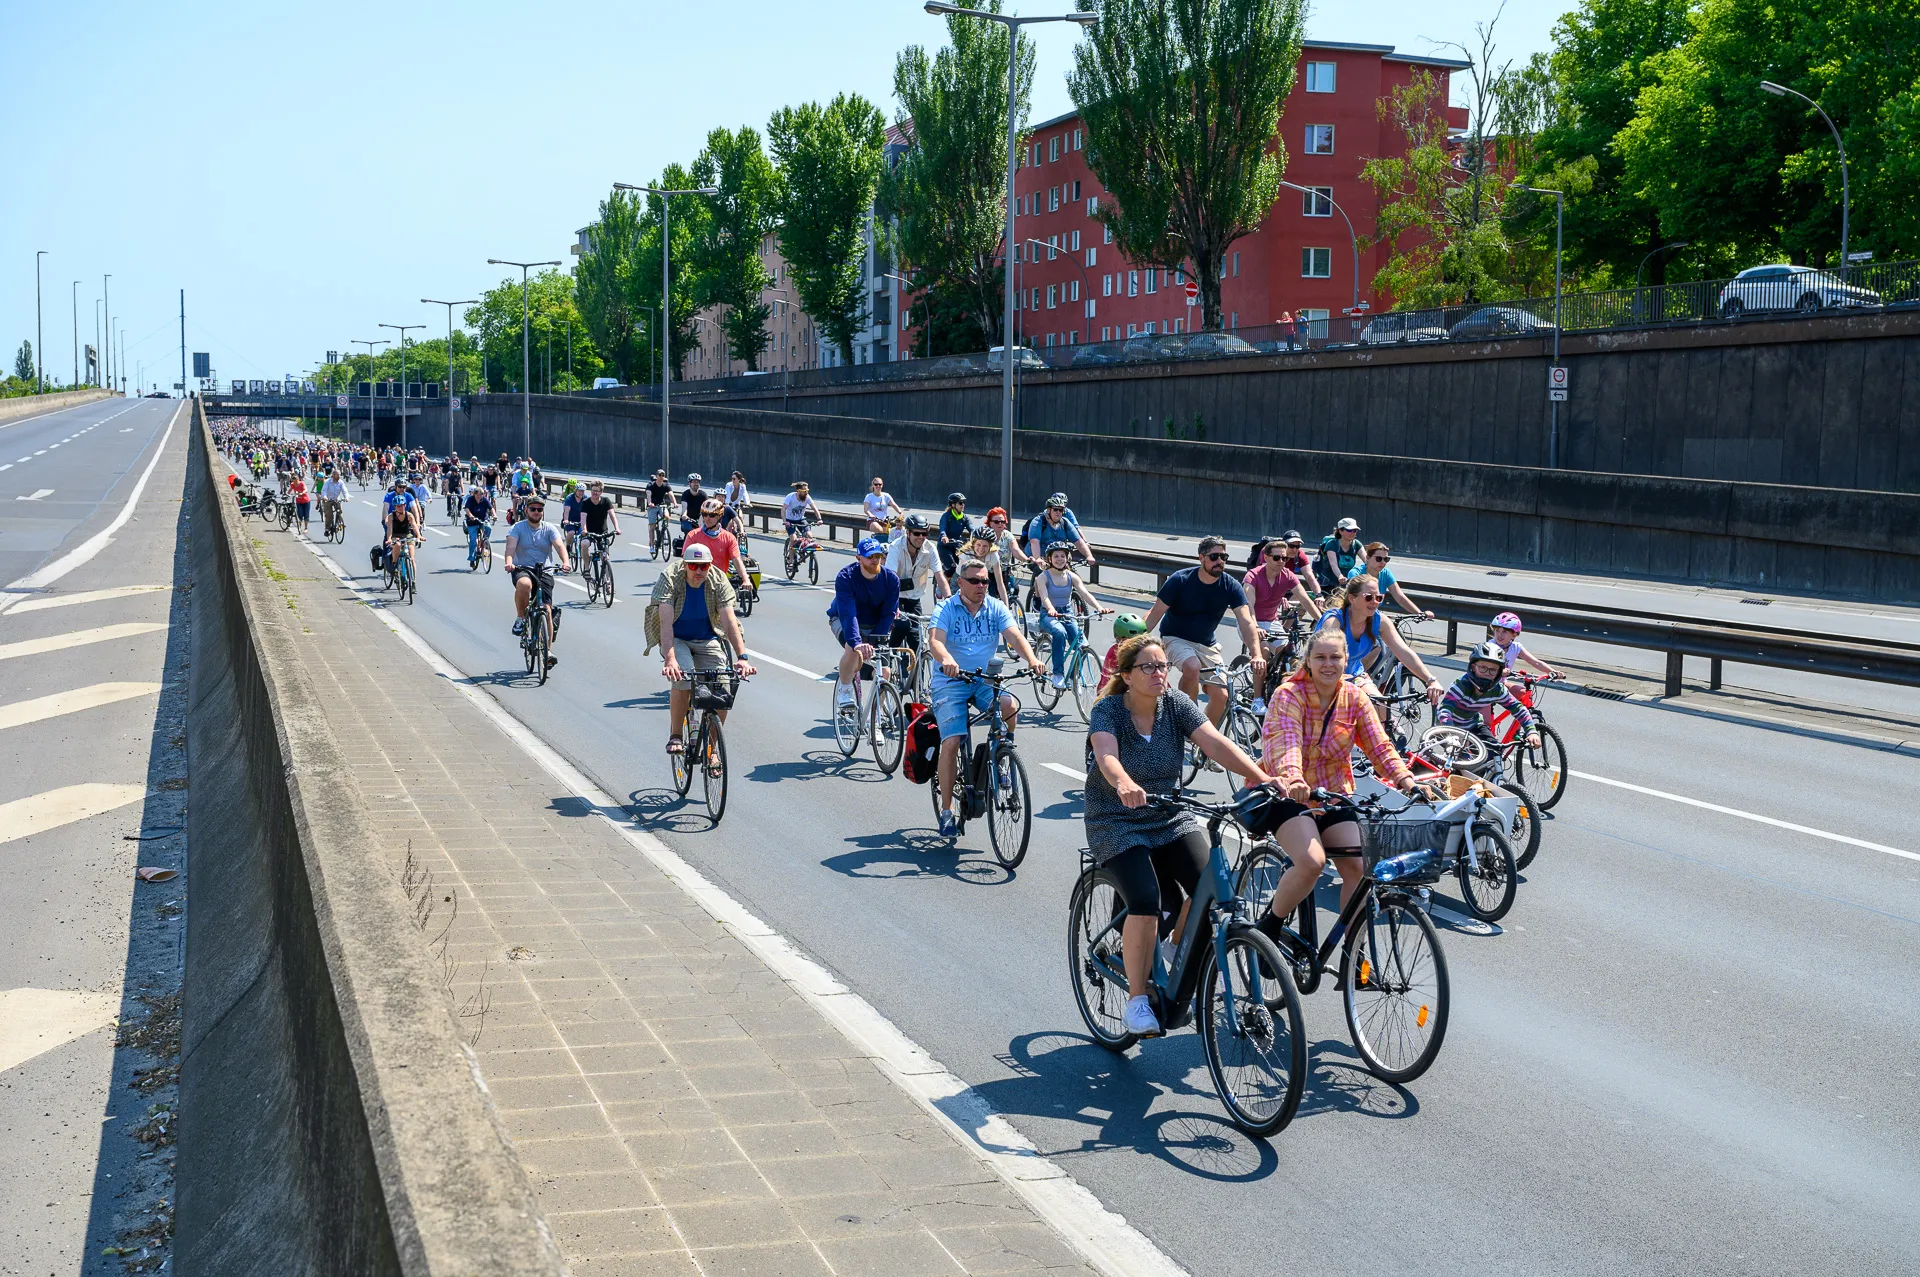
[[1184, 281, 1199, 305], [1547, 365, 1569, 401]]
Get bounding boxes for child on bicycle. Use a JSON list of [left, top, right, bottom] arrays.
[[1102, 613, 1148, 679], [1434, 641, 1542, 784], [1487, 611, 1562, 681]]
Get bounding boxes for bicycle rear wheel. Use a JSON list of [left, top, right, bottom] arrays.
[[1069, 646, 1101, 723], [1067, 869, 1137, 1051], [1455, 822, 1517, 922], [1199, 927, 1305, 1138], [986, 745, 1031, 869], [1031, 665, 1061, 712], [870, 681, 906, 775], [1343, 897, 1449, 1083], [1517, 721, 1569, 809], [830, 680, 861, 757], [700, 717, 728, 824]]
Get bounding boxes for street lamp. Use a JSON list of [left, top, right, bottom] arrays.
[[1516, 185, 1565, 468], [352, 338, 389, 445], [380, 322, 424, 452], [925, 1, 1097, 512], [71, 281, 79, 388], [487, 258, 563, 465], [423, 298, 477, 458], [611, 183, 716, 481], [102, 275, 111, 392], [1635, 240, 1689, 289], [1760, 81, 1849, 272], [34, 252, 45, 393], [1277, 180, 1362, 319]]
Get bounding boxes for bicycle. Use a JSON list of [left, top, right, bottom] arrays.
[[278, 498, 296, 533], [1232, 788, 1452, 1083], [673, 641, 743, 826], [468, 522, 494, 573], [390, 536, 419, 605], [831, 643, 915, 775], [784, 520, 822, 585], [520, 573, 557, 685], [1492, 673, 1569, 809], [648, 505, 675, 561], [1067, 787, 1305, 1138], [1407, 725, 1543, 871], [926, 669, 1032, 868], [580, 531, 616, 607], [323, 501, 346, 544]]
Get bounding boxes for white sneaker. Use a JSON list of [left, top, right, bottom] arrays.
[[1124, 996, 1162, 1038], [835, 684, 856, 708], [1049, 673, 1066, 689]]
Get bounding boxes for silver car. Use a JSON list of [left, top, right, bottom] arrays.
[[1359, 310, 1447, 345], [1717, 264, 1881, 319]]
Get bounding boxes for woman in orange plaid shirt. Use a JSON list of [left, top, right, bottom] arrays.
[[1254, 627, 1434, 952]]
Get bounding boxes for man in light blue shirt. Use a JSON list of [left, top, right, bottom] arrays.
[[927, 556, 1041, 839]]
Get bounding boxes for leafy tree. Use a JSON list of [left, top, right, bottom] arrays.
[[463, 270, 596, 393], [574, 188, 652, 384], [1069, 0, 1306, 331], [689, 127, 780, 370], [13, 340, 34, 383], [769, 94, 888, 365], [630, 163, 709, 380], [881, 0, 1032, 348]]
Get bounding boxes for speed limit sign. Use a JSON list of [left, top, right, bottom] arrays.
[[1547, 365, 1569, 401]]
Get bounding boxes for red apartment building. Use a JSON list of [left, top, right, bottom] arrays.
[[933, 38, 1468, 351]]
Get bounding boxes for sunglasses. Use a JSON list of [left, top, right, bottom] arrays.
[[1267, 553, 1288, 562], [959, 576, 989, 586], [686, 562, 711, 571], [1129, 660, 1170, 674], [1371, 554, 1391, 562], [1203, 553, 1229, 563]]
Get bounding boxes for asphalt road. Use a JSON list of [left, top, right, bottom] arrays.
[[252, 445, 1920, 1275]]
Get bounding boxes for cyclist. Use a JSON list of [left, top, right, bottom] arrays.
[[828, 537, 901, 711], [579, 479, 620, 546], [384, 483, 421, 581], [408, 471, 431, 520], [1254, 626, 1434, 948], [509, 481, 535, 525], [316, 466, 345, 537], [927, 556, 1041, 840], [444, 466, 465, 522], [1276, 531, 1322, 601], [679, 473, 709, 539], [683, 497, 744, 589], [1243, 536, 1322, 709], [1315, 574, 1444, 710], [380, 478, 417, 568], [288, 472, 312, 536], [650, 543, 756, 756], [1102, 611, 1148, 678], [1434, 641, 1541, 784], [723, 470, 750, 512], [1348, 542, 1432, 620], [1488, 611, 1562, 680], [1314, 517, 1365, 595], [937, 493, 972, 577], [965, 526, 1012, 605], [1025, 493, 1095, 571], [504, 492, 570, 668], [1086, 631, 1277, 1037], [462, 479, 496, 564], [886, 514, 949, 652], [1033, 542, 1112, 688], [859, 476, 904, 534], [646, 469, 676, 543], [782, 481, 820, 556], [1139, 537, 1265, 734], [981, 507, 1025, 576], [558, 480, 585, 572]]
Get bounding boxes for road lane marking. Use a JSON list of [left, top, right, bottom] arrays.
[[0, 401, 181, 615], [1569, 770, 1920, 863], [0, 622, 167, 662], [742, 648, 828, 681], [0, 682, 161, 732], [294, 535, 1186, 1277], [424, 526, 450, 537], [6, 584, 171, 614], [1044, 762, 1087, 782], [15, 489, 53, 501], [0, 989, 122, 1074], [0, 783, 149, 846]]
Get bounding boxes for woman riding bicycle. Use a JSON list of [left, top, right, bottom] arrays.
[[1242, 536, 1322, 707], [1253, 627, 1434, 951], [1032, 543, 1111, 688], [1086, 633, 1276, 1039]]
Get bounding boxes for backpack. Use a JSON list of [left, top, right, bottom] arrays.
[[900, 703, 940, 785]]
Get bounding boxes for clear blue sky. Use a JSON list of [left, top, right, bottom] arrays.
[[3, 1, 1562, 389]]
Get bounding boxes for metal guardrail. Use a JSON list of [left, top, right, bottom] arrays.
[[540, 472, 1915, 699]]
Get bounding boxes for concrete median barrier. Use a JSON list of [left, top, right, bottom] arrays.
[[0, 387, 117, 424], [179, 401, 563, 1275]]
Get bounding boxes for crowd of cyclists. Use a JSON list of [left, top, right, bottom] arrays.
[[212, 419, 1572, 1130]]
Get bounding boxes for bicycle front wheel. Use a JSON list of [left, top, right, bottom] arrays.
[[1343, 897, 1449, 1083], [807, 552, 819, 585], [534, 613, 550, 686], [1518, 721, 1569, 809], [1069, 646, 1101, 723], [830, 680, 861, 757], [700, 717, 728, 824], [986, 745, 1031, 869], [1455, 822, 1517, 922], [1199, 927, 1305, 1138], [600, 557, 615, 607], [1031, 666, 1061, 712], [870, 681, 906, 776], [1067, 868, 1138, 1052], [481, 540, 493, 573]]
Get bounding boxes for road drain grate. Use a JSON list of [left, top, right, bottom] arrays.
[[1570, 685, 1630, 701], [1741, 597, 1772, 605]]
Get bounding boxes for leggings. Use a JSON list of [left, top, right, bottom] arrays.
[[1103, 829, 1211, 919]]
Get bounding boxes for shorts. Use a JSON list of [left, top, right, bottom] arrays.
[[784, 518, 811, 536], [931, 674, 1003, 738], [667, 636, 725, 690], [1268, 799, 1363, 846], [828, 615, 890, 649], [1104, 829, 1211, 919], [1163, 636, 1227, 687], [511, 565, 555, 597]]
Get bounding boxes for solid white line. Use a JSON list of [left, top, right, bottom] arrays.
[[741, 648, 829, 682], [1044, 762, 1087, 782], [1570, 769, 1920, 863], [295, 536, 1186, 1277], [0, 402, 181, 615]]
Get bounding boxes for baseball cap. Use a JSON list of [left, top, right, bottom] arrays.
[[1336, 517, 1360, 532], [682, 543, 714, 564], [1282, 529, 1304, 544], [856, 536, 887, 559]]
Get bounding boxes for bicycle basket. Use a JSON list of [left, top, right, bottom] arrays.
[[691, 681, 735, 713], [1363, 816, 1454, 879]]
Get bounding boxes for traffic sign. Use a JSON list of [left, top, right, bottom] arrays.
[[1184, 281, 1199, 305], [1547, 365, 1569, 402], [336, 394, 348, 409], [449, 396, 462, 411]]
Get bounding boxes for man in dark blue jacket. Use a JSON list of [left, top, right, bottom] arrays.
[[827, 537, 900, 710]]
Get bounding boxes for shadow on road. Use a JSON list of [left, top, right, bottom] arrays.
[[743, 751, 888, 786], [822, 829, 1014, 885]]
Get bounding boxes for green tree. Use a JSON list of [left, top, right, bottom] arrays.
[[574, 189, 652, 384], [13, 341, 34, 383], [689, 127, 780, 370], [881, 0, 1033, 348], [463, 270, 595, 393], [1069, 0, 1306, 331], [769, 94, 888, 365], [630, 163, 710, 379]]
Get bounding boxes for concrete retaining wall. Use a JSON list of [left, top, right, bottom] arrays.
[[661, 309, 1920, 492], [457, 394, 1920, 598], [0, 387, 117, 424], [180, 400, 563, 1275]]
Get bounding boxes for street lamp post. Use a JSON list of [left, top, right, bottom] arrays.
[[1634, 240, 1689, 325], [71, 282, 79, 388], [1761, 81, 1848, 272], [35, 252, 46, 393], [352, 338, 389, 446], [925, 2, 1095, 512], [1517, 185, 1565, 468], [1277, 180, 1362, 320], [487, 259, 562, 465], [102, 275, 111, 392], [380, 322, 424, 452], [423, 298, 478, 458], [611, 184, 717, 481]]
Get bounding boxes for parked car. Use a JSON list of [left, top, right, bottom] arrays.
[[591, 377, 621, 389], [1717, 264, 1882, 319], [1069, 344, 1124, 367], [927, 356, 981, 377], [1447, 306, 1557, 341], [1359, 310, 1448, 345], [986, 345, 1047, 371], [1250, 338, 1301, 354], [1177, 332, 1259, 359], [1121, 334, 1186, 362]]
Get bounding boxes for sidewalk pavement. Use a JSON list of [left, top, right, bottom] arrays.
[[254, 530, 1102, 1275]]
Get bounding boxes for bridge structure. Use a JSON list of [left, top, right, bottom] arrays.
[[202, 392, 456, 447]]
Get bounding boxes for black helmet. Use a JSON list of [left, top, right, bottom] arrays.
[[1045, 492, 1068, 509], [947, 491, 966, 504], [903, 514, 930, 533]]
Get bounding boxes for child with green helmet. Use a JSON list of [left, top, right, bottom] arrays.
[[1102, 613, 1148, 679]]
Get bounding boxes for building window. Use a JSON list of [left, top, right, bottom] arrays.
[[1128, 270, 1139, 297], [1102, 326, 1111, 340], [1103, 273, 1113, 297], [1074, 127, 1083, 150], [1047, 234, 1058, 258], [1305, 125, 1335, 155], [1013, 243, 1022, 263], [1299, 307, 1330, 339], [1103, 223, 1113, 244], [1071, 229, 1081, 251], [1305, 61, 1336, 93], [1071, 179, 1082, 201], [1232, 250, 1240, 277], [1303, 186, 1333, 217], [1144, 320, 1156, 334], [1049, 135, 1060, 162], [1049, 186, 1060, 212], [1172, 319, 1183, 334], [1231, 311, 1238, 328], [1069, 279, 1080, 302], [1145, 269, 1157, 294], [1126, 323, 1137, 337], [1046, 332, 1056, 347], [1086, 299, 1096, 319], [1087, 196, 1098, 216], [1302, 247, 1332, 277], [1046, 284, 1057, 309], [1086, 247, 1096, 267]]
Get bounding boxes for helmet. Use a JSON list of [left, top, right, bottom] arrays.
[[1045, 492, 1068, 509], [1112, 613, 1147, 640], [700, 497, 724, 515], [947, 492, 966, 504], [563, 479, 578, 494], [687, 473, 702, 482], [1468, 640, 1507, 671], [903, 514, 930, 533], [1490, 611, 1523, 634], [516, 482, 533, 495]]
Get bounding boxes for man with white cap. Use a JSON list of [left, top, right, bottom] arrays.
[[1315, 517, 1365, 595]]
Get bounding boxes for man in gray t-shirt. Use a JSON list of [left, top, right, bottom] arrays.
[[505, 493, 572, 663]]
